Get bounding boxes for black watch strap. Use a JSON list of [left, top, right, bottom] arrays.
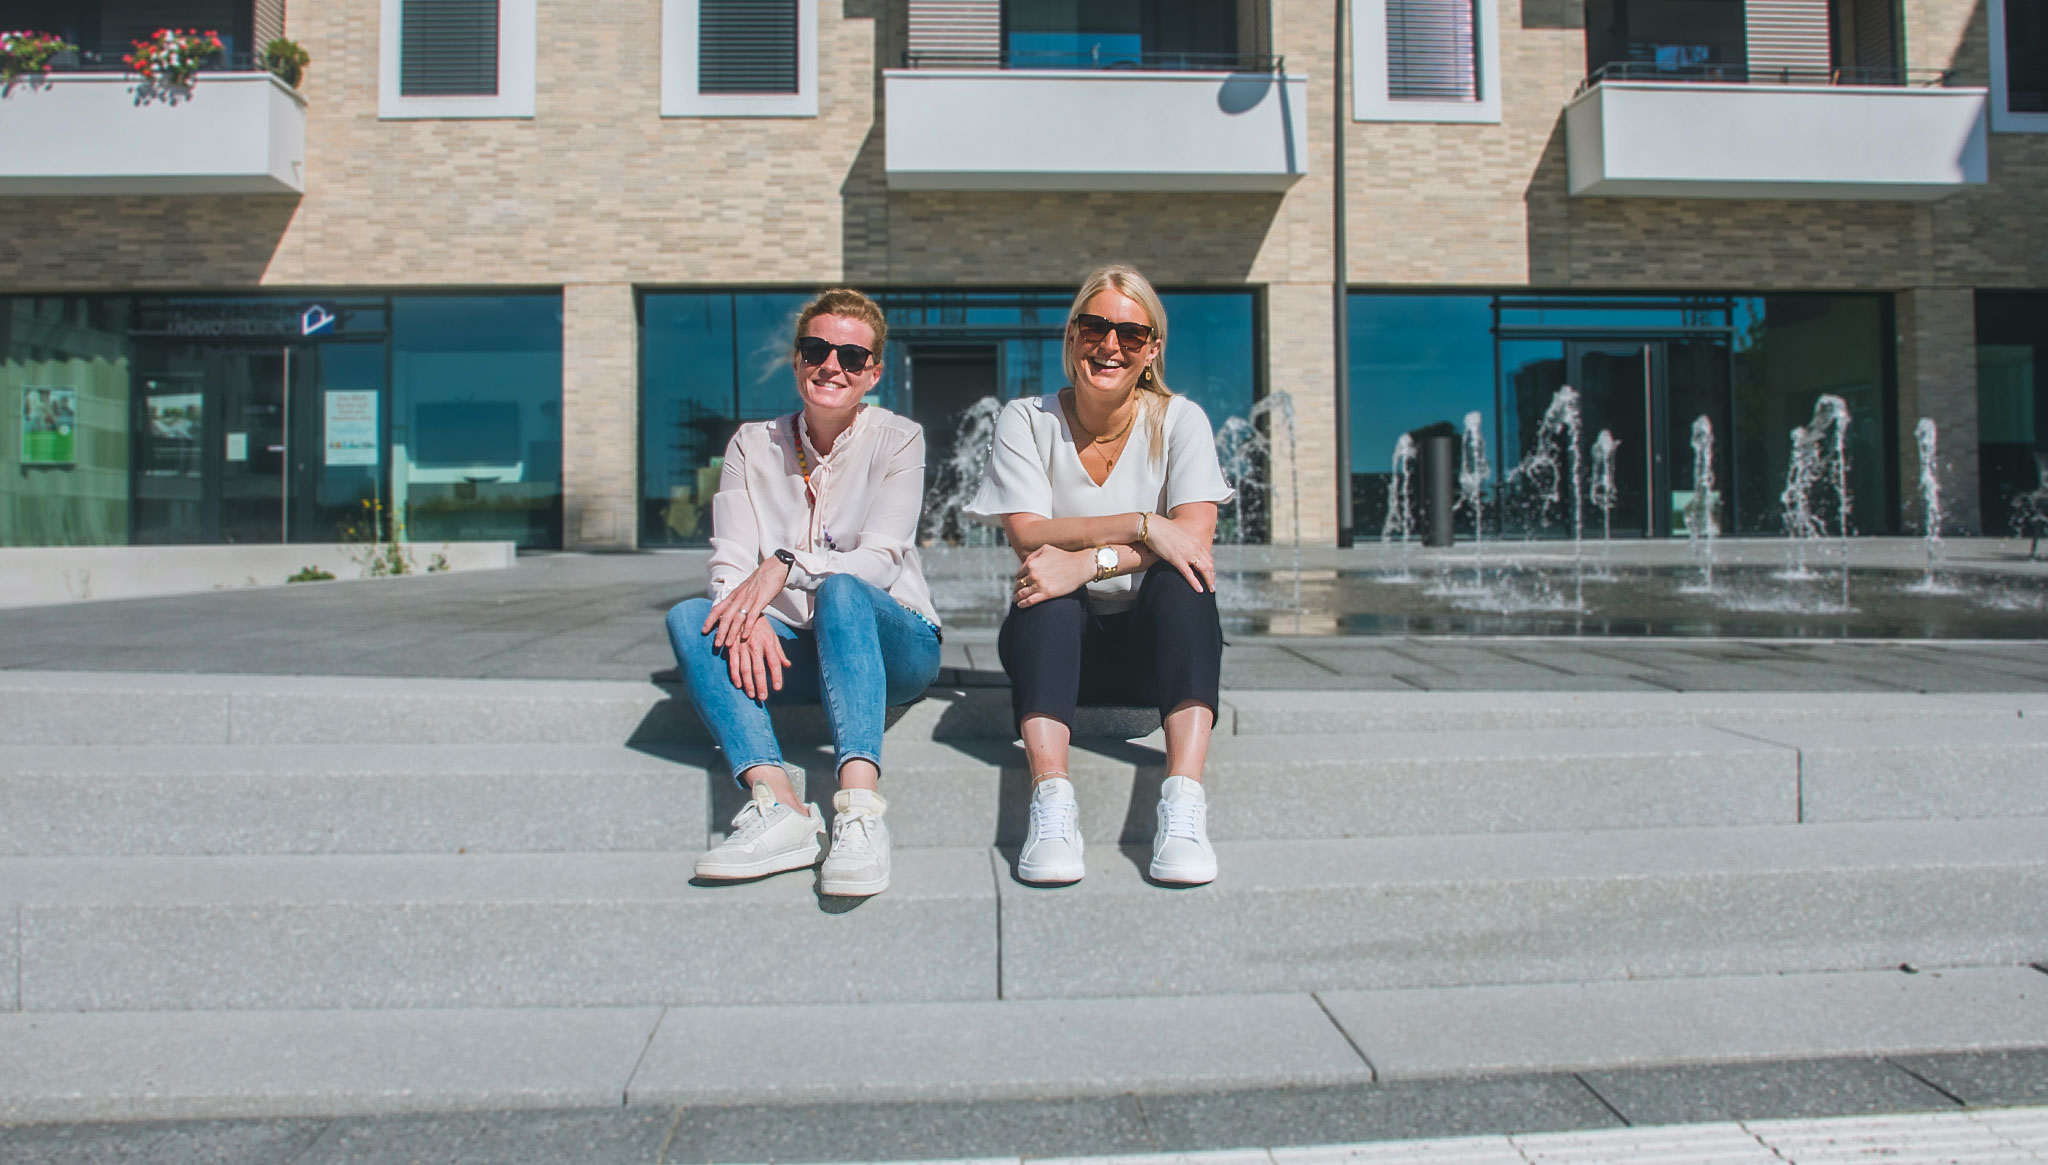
[[773, 548, 796, 567]]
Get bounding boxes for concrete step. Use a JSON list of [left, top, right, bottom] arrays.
[[13, 716, 2044, 857], [0, 848, 1000, 1012], [4, 967, 2045, 1122], [994, 817, 2048, 999], [0, 743, 707, 856], [4, 820, 2041, 1012], [6, 671, 2042, 748]]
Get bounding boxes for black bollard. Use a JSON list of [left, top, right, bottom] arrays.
[[1424, 433, 1457, 547]]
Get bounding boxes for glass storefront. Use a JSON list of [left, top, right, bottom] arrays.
[[1348, 291, 1895, 540], [640, 288, 1260, 547], [1977, 292, 2048, 537], [1, 293, 563, 549]]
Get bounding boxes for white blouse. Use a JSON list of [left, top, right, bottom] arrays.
[[706, 406, 939, 631], [966, 393, 1235, 612]]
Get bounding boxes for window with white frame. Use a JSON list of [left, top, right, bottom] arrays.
[[1353, 0, 1499, 123], [1991, 0, 2048, 132], [663, 0, 819, 117], [380, 0, 536, 118]]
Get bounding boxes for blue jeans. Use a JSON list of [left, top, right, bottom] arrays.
[[666, 574, 942, 786]]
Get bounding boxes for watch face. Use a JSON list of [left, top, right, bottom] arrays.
[[1096, 547, 1117, 572]]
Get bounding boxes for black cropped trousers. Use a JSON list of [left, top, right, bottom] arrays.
[[997, 561, 1223, 733]]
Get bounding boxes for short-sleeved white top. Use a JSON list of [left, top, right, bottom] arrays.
[[966, 392, 1235, 612]]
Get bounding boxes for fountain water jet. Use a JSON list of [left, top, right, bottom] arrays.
[[1589, 430, 1620, 578], [1779, 394, 1853, 607], [1458, 411, 1490, 591], [1381, 433, 1419, 580], [1684, 415, 1718, 591], [1914, 417, 1948, 590]]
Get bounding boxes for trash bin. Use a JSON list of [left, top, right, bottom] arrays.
[[1418, 426, 1458, 547]]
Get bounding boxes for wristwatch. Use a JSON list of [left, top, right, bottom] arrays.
[[773, 548, 796, 568], [1093, 546, 1119, 582]]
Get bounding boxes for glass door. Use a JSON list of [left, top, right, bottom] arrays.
[[287, 342, 387, 543], [214, 348, 288, 544], [1569, 341, 1658, 537], [131, 345, 288, 544]]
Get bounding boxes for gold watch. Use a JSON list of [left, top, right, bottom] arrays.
[[1093, 545, 1119, 582]]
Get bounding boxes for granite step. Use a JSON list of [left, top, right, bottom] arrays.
[[3, 819, 2041, 1013]]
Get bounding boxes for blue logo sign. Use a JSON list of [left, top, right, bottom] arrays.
[[301, 304, 338, 336]]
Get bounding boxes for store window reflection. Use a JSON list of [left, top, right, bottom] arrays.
[[1, 297, 136, 547], [640, 289, 1260, 547], [1977, 293, 2048, 538], [391, 295, 563, 549]]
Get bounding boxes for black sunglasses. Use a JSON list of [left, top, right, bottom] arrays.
[[796, 335, 876, 374], [1072, 313, 1157, 350]]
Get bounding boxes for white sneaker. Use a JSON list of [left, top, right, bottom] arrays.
[[1151, 775, 1217, 885], [694, 783, 824, 880], [820, 788, 891, 896], [1017, 776, 1085, 884]]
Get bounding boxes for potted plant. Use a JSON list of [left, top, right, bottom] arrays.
[[0, 30, 78, 84], [262, 37, 309, 88], [124, 28, 223, 90]]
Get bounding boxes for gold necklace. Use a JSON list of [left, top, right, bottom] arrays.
[[1065, 391, 1137, 448]]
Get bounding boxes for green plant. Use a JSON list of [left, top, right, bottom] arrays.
[[428, 553, 450, 573], [340, 497, 416, 577], [0, 30, 78, 83], [125, 28, 222, 88], [286, 565, 335, 583], [261, 37, 308, 88]]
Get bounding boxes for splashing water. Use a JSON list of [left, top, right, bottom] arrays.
[[1589, 430, 1620, 577], [1212, 391, 1301, 614], [919, 396, 1008, 610], [1684, 415, 1718, 592], [1381, 433, 1419, 581], [1915, 417, 1947, 590], [1458, 411, 1490, 590], [1779, 394, 1853, 607]]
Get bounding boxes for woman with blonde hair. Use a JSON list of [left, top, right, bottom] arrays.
[[666, 288, 941, 897], [967, 264, 1233, 885]]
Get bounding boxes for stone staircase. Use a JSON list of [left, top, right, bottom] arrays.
[[2, 671, 2045, 1120]]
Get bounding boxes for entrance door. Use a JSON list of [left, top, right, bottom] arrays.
[[132, 345, 304, 544], [909, 345, 1000, 540], [1569, 341, 1659, 537], [1565, 338, 1734, 537]]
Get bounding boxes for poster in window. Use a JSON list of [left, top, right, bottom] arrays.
[[21, 386, 77, 466], [325, 390, 379, 466]]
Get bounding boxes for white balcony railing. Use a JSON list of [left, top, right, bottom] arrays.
[[0, 71, 306, 196], [884, 67, 1308, 192], [1566, 74, 1989, 201]]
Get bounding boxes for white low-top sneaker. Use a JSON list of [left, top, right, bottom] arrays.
[[1150, 775, 1217, 885], [820, 788, 891, 897], [694, 783, 825, 880], [1017, 776, 1085, 884]]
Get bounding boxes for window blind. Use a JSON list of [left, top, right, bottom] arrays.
[[2008, 0, 2047, 113], [700, 0, 800, 94], [1386, 0, 1477, 102], [400, 0, 499, 97]]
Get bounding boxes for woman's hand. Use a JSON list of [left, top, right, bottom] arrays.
[[726, 616, 791, 701], [1140, 511, 1216, 593], [703, 558, 792, 650], [1013, 545, 1096, 608]]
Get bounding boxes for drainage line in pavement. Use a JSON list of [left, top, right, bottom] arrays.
[[1885, 1056, 1970, 1108], [1310, 991, 1378, 1080], [1573, 1072, 1635, 1127]]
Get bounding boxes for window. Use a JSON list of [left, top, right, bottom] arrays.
[[1991, 0, 2048, 131], [379, 0, 536, 119], [1002, 0, 1246, 71], [1353, 0, 1500, 122], [663, 0, 818, 117]]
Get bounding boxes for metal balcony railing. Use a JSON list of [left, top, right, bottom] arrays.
[[1576, 62, 1958, 96], [900, 49, 1285, 74], [29, 48, 264, 74]]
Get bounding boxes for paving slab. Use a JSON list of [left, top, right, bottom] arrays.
[[1319, 967, 2048, 1079], [994, 820, 2048, 998], [660, 1095, 1159, 1164], [1745, 1107, 2033, 1163], [0, 743, 707, 856], [1579, 1058, 1960, 1127], [1220, 691, 2030, 735], [292, 1109, 676, 1165], [0, 1115, 333, 1165], [1894, 1050, 2048, 1107], [0, 1008, 662, 1123], [1734, 719, 2048, 823], [7, 848, 996, 1010], [629, 993, 1370, 1105], [1134, 1076, 1622, 1150]]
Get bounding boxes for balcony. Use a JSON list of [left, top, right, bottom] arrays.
[[1565, 66, 1989, 201], [0, 69, 306, 196], [884, 56, 1308, 193]]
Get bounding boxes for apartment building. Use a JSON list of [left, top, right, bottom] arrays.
[[0, 0, 2042, 551]]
